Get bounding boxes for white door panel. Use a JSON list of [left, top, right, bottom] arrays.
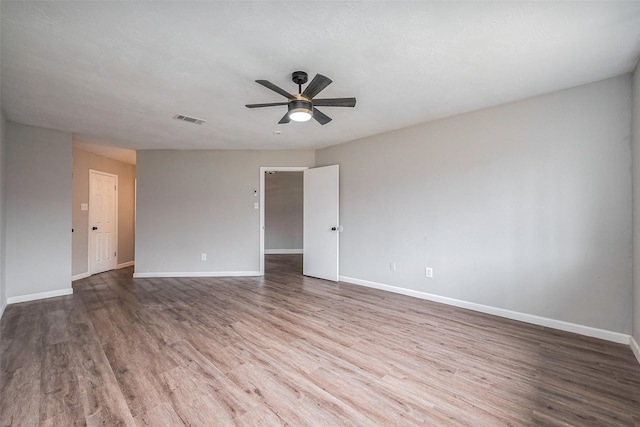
[[303, 165, 339, 281], [90, 170, 117, 275]]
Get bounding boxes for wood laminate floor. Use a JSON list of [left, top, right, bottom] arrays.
[[1, 255, 640, 426]]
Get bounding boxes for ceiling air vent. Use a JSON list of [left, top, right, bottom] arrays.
[[173, 114, 206, 125]]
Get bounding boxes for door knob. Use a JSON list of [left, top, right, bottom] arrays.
[[92, 226, 98, 230], [331, 226, 337, 231]]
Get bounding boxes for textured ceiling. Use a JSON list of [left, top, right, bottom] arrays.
[[2, 1, 640, 152]]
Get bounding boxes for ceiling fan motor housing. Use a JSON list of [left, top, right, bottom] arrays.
[[288, 99, 313, 121]]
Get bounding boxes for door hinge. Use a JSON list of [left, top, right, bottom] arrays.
[[114, 252, 116, 257]]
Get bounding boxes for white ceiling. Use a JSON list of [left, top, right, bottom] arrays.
[[2, 1, 640, 153]]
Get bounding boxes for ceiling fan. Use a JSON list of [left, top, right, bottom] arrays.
[[245, 71, 356, 125]]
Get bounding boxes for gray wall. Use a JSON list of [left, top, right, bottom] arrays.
[[6, 123, 72, 298], [0, 1, 5, 313], [317, 75, 633, 334], [72, 147, 136, 276], [135, 150, 314, 274], [633, 60, 640, 345], [0, 111, 6, 312], [265, 172, 303, 252]]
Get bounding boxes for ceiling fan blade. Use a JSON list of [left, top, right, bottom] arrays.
[[278, 112, 291, 124], [312, 107, 332, 125], [312, 97, 356, 107], [256, 80, 295, 99], [302, 74, 332, 99], [245, 102, 288, 108]]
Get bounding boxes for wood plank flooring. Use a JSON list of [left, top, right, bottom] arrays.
[[2, 254, 640, 426]]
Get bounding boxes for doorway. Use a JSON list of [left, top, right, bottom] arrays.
[[264, 171, 304, 255], [259, 167, 308, 274], [259, 165, 340, 281]]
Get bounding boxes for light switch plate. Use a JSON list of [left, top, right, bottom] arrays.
[[81, 203, 88, 211]]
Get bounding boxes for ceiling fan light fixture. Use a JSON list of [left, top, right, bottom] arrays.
[[288, 100, 313, 122]]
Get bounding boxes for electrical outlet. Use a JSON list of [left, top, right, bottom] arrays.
[[425, 267, 433, 278], [389, 262, 396, 271], [201, 253, 207, 261]]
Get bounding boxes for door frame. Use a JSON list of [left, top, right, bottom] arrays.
[[88, 169, 119, 275], [259, 166, 308, 275]]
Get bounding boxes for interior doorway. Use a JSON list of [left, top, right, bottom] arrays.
[[259, 166, 308, 275], [259, 165, 340, 281], [264, 171, 304, 255]]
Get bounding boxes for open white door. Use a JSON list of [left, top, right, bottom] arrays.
[[303, 165, 339, 281], [89, 170, 118, 275]]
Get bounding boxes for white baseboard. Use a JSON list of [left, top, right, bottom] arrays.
[[265, 249, 303, 254], [339, 275, 630, 345], [631, 336, 640, 365], [0, 299, 6, 320], [72, 272, 90, 281], [7, 288, 74, 305], [133, 270, 261, 279], [73, 262, 134, 281], [117, 261, 135, 269]]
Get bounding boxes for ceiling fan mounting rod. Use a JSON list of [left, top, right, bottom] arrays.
[[291, 71, 308, 95]]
